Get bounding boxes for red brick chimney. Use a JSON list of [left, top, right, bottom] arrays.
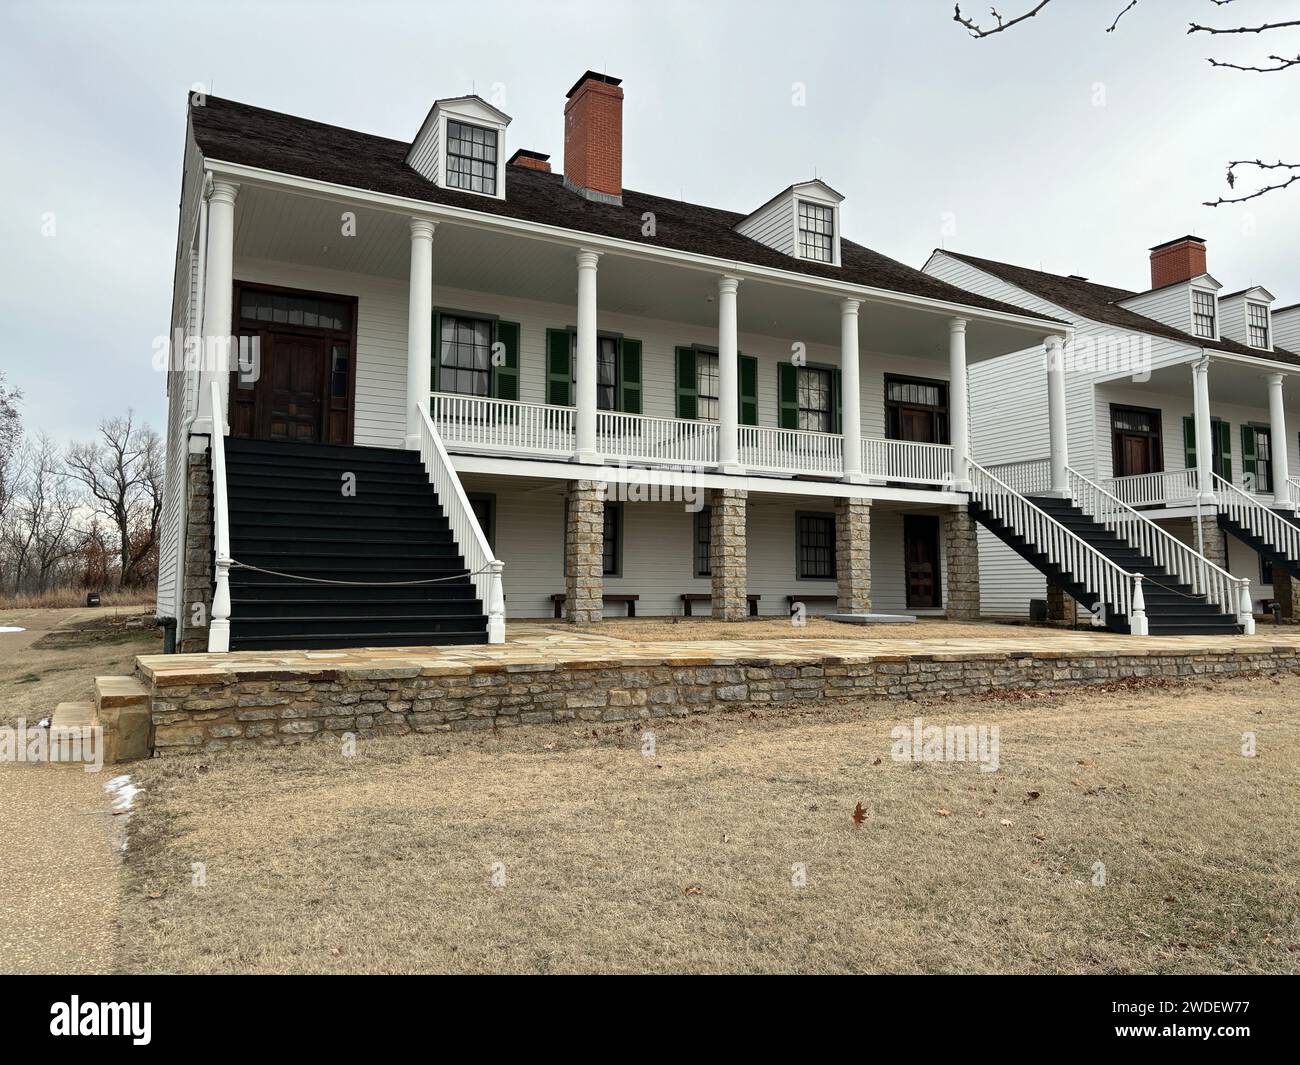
[[563, 71, 623, 204], [1149, 236, 1207, 289], [508, 148, 551, 173]]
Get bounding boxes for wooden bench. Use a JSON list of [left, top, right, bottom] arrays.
[[550, 593, 640, 619], [785, 594, 837, 616], [680, 593, 760, 617]]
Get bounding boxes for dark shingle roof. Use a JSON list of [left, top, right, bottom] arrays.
[[939, 250, 1300, 367], [188, 96, 1058, 325]]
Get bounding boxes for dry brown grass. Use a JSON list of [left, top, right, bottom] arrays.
[[526, 616, 1076, 643], [0, 589, 151, 611], [118, 673, 1300, 974]]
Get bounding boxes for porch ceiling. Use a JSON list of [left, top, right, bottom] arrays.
[[231, 183, 1057, 362], [1099, 356, 1300, 410]]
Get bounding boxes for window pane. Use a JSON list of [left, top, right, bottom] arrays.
[[797, 514, 836, 579]]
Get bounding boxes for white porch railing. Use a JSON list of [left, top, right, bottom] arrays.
[[862, 439, 953, 485], [986, 458, 1051, 496], [1288, 479, 1300, 510], [430, 393, 576, 459], [207, 380, 233, 653], [1104, 468, 1200, 509], [968, 458, 1147, 634], [739, 425, 843, 477], [1214, 472, 1300, 578], [417, 402, 506, 644], [598, 410, 720, 466], [1068, 467, 1252, 631]]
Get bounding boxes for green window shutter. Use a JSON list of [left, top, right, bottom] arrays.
[[675, 346, 698, 419], [832, 368, 843, 434], [618, 338, 643, 414], [739, 354, 758, 426], [493, 320, 520, 401], [1217, 420, 1232, 482], [1183, 416, 1197, 470], [778, 363, 799, 429], [430, 312, 441, 393], [1240, 425, 1257, 487], [546, 328, 572, 406]]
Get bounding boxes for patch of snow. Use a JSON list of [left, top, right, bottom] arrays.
[[36, 717, 49, 729], [104, 774, 140, 813], [0, 626, 26, 633]]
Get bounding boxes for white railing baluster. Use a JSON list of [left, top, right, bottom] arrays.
[[417, 402, 505, 644], [1213, 474, 1300, 604], [861, 439, 954, 485], [207, 381, 232, 653], [738, 425, 843, 476], [430, 392, 576, 459], [1103, 468, 1199, 509]]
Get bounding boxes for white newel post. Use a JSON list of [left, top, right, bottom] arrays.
[[406, 218, 436, 449], [196, 179, 238, 435], [1192, 358, 1216, 505], [948, 318, 971, 491], [718, 275, 743, 474], [1266, 372, 1292, 510], [486, 559, 506, 644], [840, 298, 864, 483], [1045, 334, 1070, 497], [575, 249, 601, 464]]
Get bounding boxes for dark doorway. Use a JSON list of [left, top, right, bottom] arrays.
[[886, 375, 949, 444], [229, 283, 357, 444], [1110, 405, 1163, 478], [904, 515, 942, 608]]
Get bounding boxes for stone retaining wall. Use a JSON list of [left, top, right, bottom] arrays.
[[143, 645, 1300, 754]]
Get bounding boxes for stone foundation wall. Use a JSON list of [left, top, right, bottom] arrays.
[[145, 645, 1300, 754], [179, 448, 213, 653]]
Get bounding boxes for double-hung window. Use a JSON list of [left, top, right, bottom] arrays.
[[446, 120, 498, 195], [438, 314, 493, 396], [1248, 303, 1270, 348], [797, 366, 833, 432], [694, 507, 712, 576], [568, 333, 619, 411], [1193, 290, 1217, 339], [695, 351, 720, 421], [797, 201, 834, 263], [796, 513, 836, 579]]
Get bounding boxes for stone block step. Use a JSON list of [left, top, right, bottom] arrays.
[[51, 700, 96, 729], [95, 675, 149, 710]]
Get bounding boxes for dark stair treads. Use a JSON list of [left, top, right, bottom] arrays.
[[220, 437, 488, 650], [1218, 514, 1300, 584], [969, 495, 1241, 635]]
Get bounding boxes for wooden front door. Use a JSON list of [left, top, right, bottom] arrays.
[[904, 515, 942, 608], [899, 407, 938, 443], [228, 283, 357, 445], [1110, 405, 1163, 478]]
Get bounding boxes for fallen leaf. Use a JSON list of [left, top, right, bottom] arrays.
[[976, 809, 987, 818], [1070, 778, 1086, 787], [1024, 791, 1041, 804], [871, 756, 882, 766], [1000, 818, 1015, 827], [147, 891, 162, 899], [852, 802, 868, 828], [937, 808, 952, 817], [1033, 832, 1046, 842], [683, 884, 703, 896]]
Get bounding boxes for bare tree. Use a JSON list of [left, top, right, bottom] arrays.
[[0, 370, 21, 529], [65, 413, 162, 590], [17, 435, 83, 593], [951, 1, 1299, 204]]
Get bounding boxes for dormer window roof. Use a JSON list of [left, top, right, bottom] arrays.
[[736, 179, 844, 267], [406, 95, 511, 201]]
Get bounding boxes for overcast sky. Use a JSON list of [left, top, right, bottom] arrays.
[[2, 0, 1296, 444]]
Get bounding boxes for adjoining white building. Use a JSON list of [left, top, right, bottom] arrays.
[[156, 71, 1249, 653], [925, 237, 1300, 623]]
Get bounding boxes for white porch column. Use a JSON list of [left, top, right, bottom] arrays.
[[840, 298, 864, 483], [196, 179, 238, 435], [575, 249, 601, 464], [1045, 334, 1070, 497], [1192, 357, 1216, 505], [948, 318, 971, 491], [1266, 372, 1293, 509], [405, 218, 436, 448], [718, 275, 743, 474]]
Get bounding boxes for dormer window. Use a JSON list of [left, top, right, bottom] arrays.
[[1247, 302, 1270, 348], [446, 120, 498, 195], [1193, 290, 1217, 339], [798, 202, 835, 263]]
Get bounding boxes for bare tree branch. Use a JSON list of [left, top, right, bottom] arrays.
[[1204, 159, 1300, 206], [1188, 19, 1300, 36], [1107, 0, 1139, 35], [1208, 54, 1300, 73], [953, 1, 1054, 38]]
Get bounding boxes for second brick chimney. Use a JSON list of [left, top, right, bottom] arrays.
[[1149, 235, 1207, 289], [564, 71, 623, 205]]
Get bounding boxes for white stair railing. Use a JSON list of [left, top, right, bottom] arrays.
[[968, 459, 1147, 635], [417, 402, 506, 644], [1214, 472, 1300, 584], [986, 457, 1051, 496], [207, 380, 232, 653], [1287, 479, 1300, 511], [1067, 467, 1252, 633], [1104, 468, 1199, 509]]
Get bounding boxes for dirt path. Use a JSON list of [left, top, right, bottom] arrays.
[[0, 607, 155, 974]]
